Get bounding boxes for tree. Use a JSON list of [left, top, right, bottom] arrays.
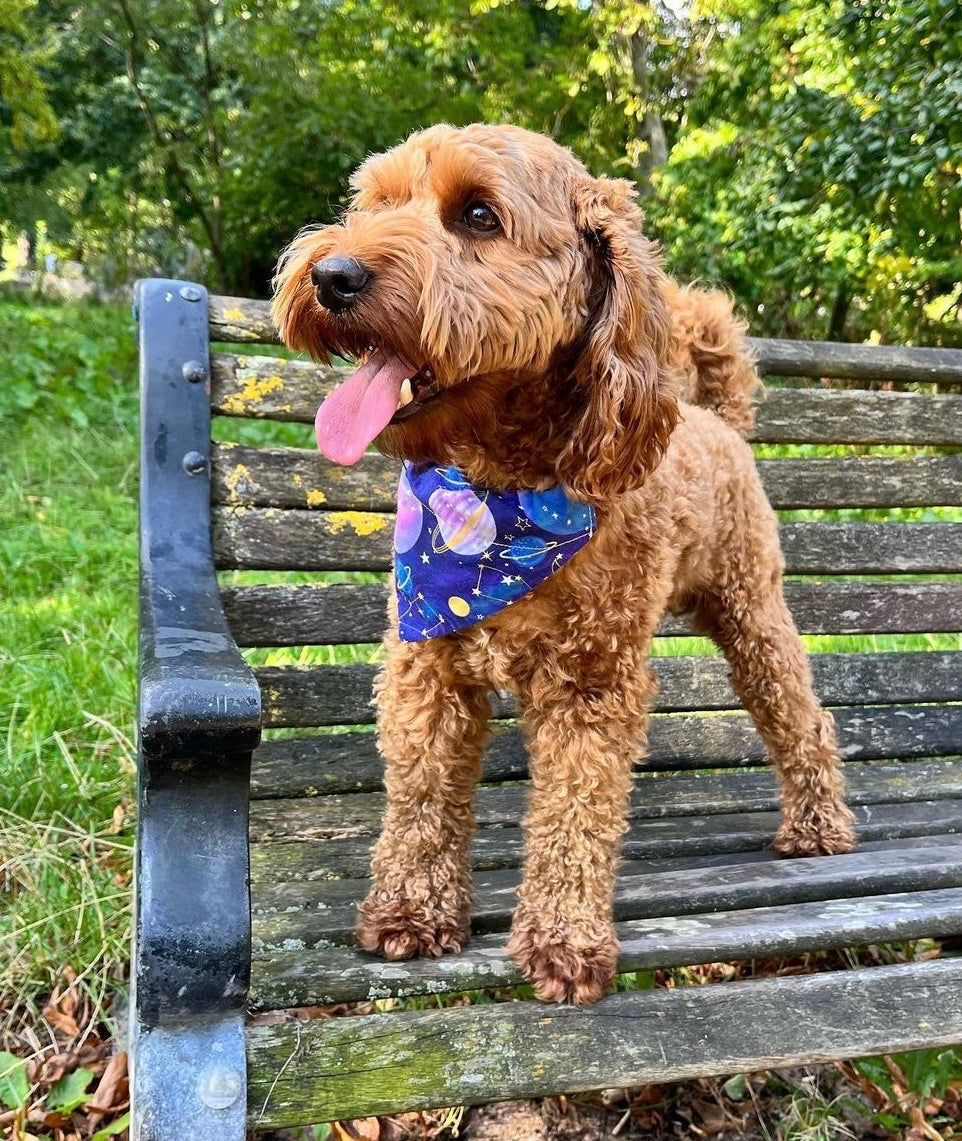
[[646, 0, 962, 344], [0, 0, 57, 149]]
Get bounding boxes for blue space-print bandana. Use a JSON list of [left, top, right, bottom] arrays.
[[394, 462, 597, 641]]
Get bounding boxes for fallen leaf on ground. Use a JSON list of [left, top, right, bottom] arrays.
[[84, 1052, 128, 1120]]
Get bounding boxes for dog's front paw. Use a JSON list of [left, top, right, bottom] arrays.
[[774, 803, 856, 857], [508, 920, 618, 1005], [356, 893, 470, 960]]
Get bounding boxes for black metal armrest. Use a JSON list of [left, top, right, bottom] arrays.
[[132, 280, 259, 1140], [139, 592, 261, 762], [137, 278, 261, 764]]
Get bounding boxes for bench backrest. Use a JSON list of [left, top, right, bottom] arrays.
[[205, 295, 962, 775]]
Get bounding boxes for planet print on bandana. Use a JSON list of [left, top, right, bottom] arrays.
[[394, 462, 597, 641]]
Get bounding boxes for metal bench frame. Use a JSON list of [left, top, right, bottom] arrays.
[[134, 281, 259, 1139]]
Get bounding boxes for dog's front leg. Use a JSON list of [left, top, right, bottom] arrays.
[[356, 633, 490, 960], [508, 653, 655, 1004]]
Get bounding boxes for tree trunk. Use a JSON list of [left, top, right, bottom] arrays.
[[828, 281, 852, 341], [630, 25, 668, 193]]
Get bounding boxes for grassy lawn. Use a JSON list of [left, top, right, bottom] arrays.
[[0, 298, 138, 1024]]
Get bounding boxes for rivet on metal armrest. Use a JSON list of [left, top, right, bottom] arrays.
[[183, 359, 208, 383], [183, 451, 208, 475], [179, 284, 203, 302], [197, 1064, 243, 1110]]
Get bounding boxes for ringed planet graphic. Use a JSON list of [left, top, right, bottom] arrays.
[[428, 487, 498, 555]]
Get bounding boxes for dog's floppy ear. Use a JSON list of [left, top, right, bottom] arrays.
[[556, 177, 678, 504]]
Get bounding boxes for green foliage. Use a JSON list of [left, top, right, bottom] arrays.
[[0, 0, 58, 151], [91, 1115, 132, 1141], [647, 0, 962, 344], [853, 1047, 962, 1129], [0, 1050, 30, 1110], [0, 300, 136, 425], [46, 1066, 95, 1112], [2, 0, 958, 344]]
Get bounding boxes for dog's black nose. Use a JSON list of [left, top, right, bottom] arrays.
[[310, 256, 372, 312]]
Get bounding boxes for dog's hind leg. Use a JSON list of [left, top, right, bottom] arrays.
[[356, 632, 491, 959], [507, 640, 656, 1005], [694, 572, 856, 858]]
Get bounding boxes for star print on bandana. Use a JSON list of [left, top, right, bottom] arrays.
[[394, 462, 596, 641]]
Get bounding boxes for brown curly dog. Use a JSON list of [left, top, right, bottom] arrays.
[[272, 123, 856, 1005]]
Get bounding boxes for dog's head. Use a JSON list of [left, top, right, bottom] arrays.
[[273, 123, 677, 500]]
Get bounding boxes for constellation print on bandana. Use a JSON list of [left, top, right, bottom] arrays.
[[394, 462, 596, 641]]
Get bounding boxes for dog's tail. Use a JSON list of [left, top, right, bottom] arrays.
[[667, 282, 760, 437]]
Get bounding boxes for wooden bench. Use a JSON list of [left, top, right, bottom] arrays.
[[132, 277, 962, 1140]]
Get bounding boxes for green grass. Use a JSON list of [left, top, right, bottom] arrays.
[[0, 298, 139, 1023]]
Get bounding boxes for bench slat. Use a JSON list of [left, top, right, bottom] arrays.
[[212, 445, 962, 511], [249, 759, 962, 843], [250, 799, 962, 883], [210, 296, 279, 344], [247, 957, 962, 1126], [250, 885, 962, 1009], [253, 651, 962, 727], [747, 336, 962, 384], [250, 705, 962, 795], [225, 579, 962, 646], [214, 511, 962, 573], [211, 351, 962, 438], [251, 839, 962, 950], [758, 454, 962, 507]]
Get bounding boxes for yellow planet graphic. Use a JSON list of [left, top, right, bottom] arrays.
[[448, 596, 471, 618]]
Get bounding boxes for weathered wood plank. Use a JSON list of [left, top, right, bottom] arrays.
[[250, 886, 962, 1009], [247, 957, 962, 1126], [214, 507, 393, 571], [753, 388, 962, 445], [225, 579, 962, 647], [210, 296, 278, 344], [779, 523, 962, 574], [253, 651, 962, 727], [212, 443, 398, 510], [755, 455, 962, 508], [224, 582, 391, 645], [250, 705, 962, 797], [248, 760, 962, 845], [211, 446, 962, 512], [249, 800, 962, 883], [747, 337, 962, 385], [211, 351, 962, 440], [214, 507, 962, 574], [250, 839, 962, 951]]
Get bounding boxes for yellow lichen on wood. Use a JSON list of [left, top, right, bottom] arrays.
[[224, 463, 253, 503], [306, 489, 328, 507], [223, 307, 247, 321], [220, 373, 285, 415], [326, 511, 388, 536]]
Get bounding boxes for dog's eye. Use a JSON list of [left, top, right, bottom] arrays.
[[462, 202, 500, 234]]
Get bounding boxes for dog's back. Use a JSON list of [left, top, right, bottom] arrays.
[[666, 281, 760, 437]]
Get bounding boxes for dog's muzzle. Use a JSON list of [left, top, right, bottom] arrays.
[[311, 256, 373, 313]]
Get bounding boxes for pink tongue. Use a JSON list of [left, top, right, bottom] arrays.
[[314, 351, 416, 465]]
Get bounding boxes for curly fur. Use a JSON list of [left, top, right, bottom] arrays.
[[273, 123, 856, 1006]]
